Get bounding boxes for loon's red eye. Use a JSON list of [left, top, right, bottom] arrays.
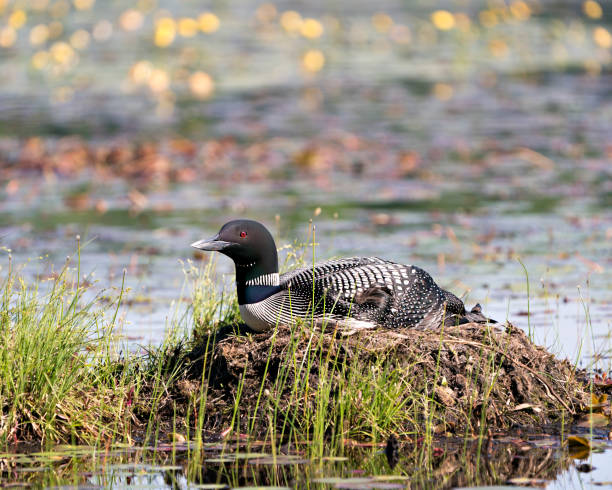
[[240, 231, 247, 238]]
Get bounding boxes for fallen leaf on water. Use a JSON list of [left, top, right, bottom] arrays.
[[567, 435, 592, 459], [576, 253, 604, 273], [170, 432, 186, 443], [577, 413, 609, 428], [591, 392, 608, 409], [567, 435, 591, 448]]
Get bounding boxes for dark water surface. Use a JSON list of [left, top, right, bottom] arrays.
[[2, 432, 612, 489]]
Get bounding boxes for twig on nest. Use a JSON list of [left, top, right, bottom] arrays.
[[440, 336, 574, 415]]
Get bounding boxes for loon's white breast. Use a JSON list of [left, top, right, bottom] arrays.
[[239, 302, 275, 332], [239, 298, 378, 332]]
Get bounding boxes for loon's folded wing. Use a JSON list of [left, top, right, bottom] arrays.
[[278, 257, 397, 317]]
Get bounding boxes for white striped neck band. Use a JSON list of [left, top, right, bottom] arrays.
[[243, 273, 280, 287]]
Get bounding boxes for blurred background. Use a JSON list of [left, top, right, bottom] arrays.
[[0, 0, 610, 361]]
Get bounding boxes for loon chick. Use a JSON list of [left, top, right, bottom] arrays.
[[191, 219, 490, 332]]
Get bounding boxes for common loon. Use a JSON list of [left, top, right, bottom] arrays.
[[191, 219, 491, 332]]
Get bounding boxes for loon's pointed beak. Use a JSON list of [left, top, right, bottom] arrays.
[[191, 234, 233, 251]]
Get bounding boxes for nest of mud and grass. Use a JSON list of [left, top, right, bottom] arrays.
[[155, 322, 593, 439]]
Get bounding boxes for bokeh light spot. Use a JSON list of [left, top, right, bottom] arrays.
[[510, 1, 531, 21], [479, 10, 498, 28], [32, 0, 50, 10], [120, 9, 144, 31], [70, 29, 90, 50], [155, 17, 176, 47], [302, 49, 325, 72], [30, 24, 50, 45], [198, 12, 219, 33], [372, 13, 393, 33], [583, 1, 603, 19], [489, 39, 509, 57], [593, 26, 612, 48], [50, 1, 70, 18], [178, 18, 198, 37], [301, 18, 323, 39], [9, 10, 27, 29], [454, 13, 471, 32], [189, 71, 215, 99], [92, 20, 112, 41], [50, 41, 75, 65], [148, 68, 170, 93], [130, 60, 154, 85], [431, 10, 455, 31], [256, 3, 277, 23], [433, 83, 454, 101], [73, 0, 94, 10], [31, 50, 49, 69], [280, 11, 302, 33], [0, 26, 16, 48], [137, 0, 156, 12]]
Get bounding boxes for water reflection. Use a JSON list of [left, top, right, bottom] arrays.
[[4, 434, 610, 489]]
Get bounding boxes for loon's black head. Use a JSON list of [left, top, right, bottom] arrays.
[[191, 219, 279, 283]]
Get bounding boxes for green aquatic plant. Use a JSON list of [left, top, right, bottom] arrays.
[[0, 246, 137, 445]]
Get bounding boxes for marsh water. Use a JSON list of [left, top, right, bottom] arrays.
[[2, 432, 612, 488], [1, 0, 611, 487]]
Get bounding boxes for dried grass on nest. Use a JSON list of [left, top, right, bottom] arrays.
[[164, 322, 591, 437]]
